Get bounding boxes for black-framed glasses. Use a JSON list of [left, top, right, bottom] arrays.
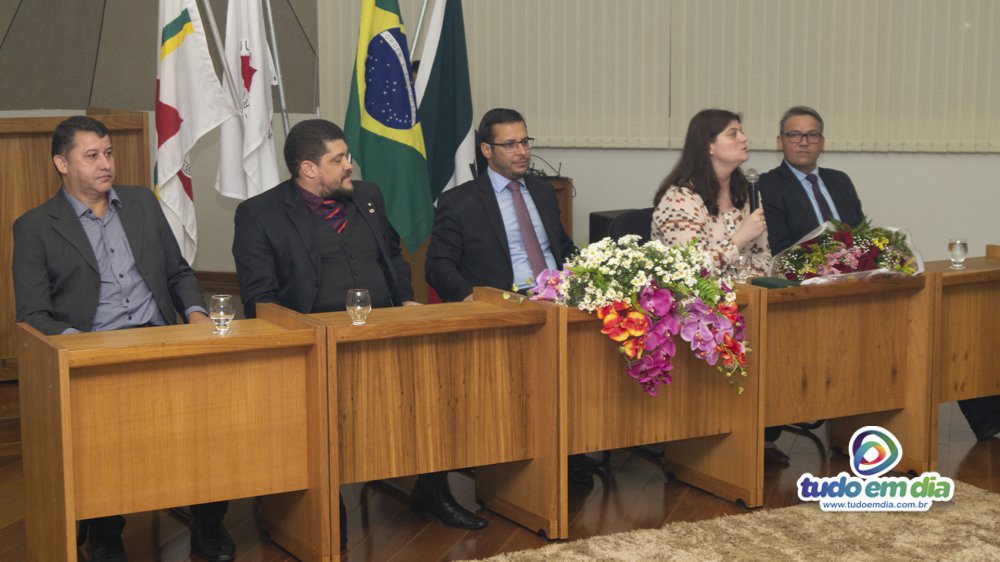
[[490, 137, 534, 151], [782, 131, 824, 144]]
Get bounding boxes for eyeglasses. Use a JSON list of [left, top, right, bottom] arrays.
[[334, 152, 352, 165], [490, 137, 534, 152], [782, 131, 824, 144]]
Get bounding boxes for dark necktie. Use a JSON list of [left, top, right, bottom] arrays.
[[321, 199, 348, 233], [506, 181, 548, 278], [805, 174, 833, 222]]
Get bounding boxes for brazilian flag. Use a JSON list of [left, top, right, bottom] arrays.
[[345, 0, 433, 252]]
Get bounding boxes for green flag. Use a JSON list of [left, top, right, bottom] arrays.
[[345, 0, 433, 251], [415, 0, 475, 200]]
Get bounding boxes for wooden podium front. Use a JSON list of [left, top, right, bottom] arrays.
[[257, 289, 566, 556], [927, 245, 1000, 465], [929, 245, 1000, 404], [556, 286, 766, 510], [761, 276, 936, 476], [16, 317, 327, 562]]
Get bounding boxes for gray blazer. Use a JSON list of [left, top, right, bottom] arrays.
[[12, 185, 205, 335]]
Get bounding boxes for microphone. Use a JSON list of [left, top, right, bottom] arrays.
[[745, 168, 760, 211]]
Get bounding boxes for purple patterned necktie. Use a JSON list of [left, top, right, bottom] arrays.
[[506, 181, 547, 277], [321, 199, 348, 233], [805, 174, 833, 221]]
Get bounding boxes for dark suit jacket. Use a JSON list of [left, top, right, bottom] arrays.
[[425, 173, 577, 302], [12, 186, 205, 335], [759, 162, 866, 253], [232, 179, 414, 318]]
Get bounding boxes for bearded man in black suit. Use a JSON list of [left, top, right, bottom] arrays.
[[232, 119, 488, 539]]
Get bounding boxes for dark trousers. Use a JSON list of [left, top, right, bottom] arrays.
[[85, 501, 229, 538], [764, 426, 782, 442], [958, 395, 1000, 433], [417, 471, 449, 489]]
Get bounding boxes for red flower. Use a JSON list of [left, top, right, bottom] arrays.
[[621, 310, 650, 337], [600, 311, 630, 342], [622, 336, 646, 359], [858, 247, 880, 270], [597, 300, 630, 320], [832, 229, 854, 247], [718, 302, 740, 324]]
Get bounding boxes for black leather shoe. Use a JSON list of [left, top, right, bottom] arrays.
[[191, 522, 235, 562], [410, 483, 487, 529], [973, 422, 1000, 442], [86, 534, 127, 562]]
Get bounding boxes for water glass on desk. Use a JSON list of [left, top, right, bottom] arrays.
[[948, 238, 968, 270], [209, 294, 235, 335], [729, 253, 752, 283], [347, 289, 372, 325]]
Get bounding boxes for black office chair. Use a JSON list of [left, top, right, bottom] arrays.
[[607, 207, 655, 242]]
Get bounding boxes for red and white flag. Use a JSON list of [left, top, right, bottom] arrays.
[[215, 0, 280, 200], [155, 0, 236, 262]]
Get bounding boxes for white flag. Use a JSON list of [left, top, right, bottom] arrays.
[[155, 0, 236, 263], [215, 0, 280, 200]]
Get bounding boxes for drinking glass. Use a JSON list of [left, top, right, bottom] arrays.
[[730, 253, 752, 283], [948, 238, 968, 270], [209, 294, 235, 335], [346, 289, 372, 325]]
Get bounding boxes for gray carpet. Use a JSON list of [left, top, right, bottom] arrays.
[[473, 483, 1000, 561]]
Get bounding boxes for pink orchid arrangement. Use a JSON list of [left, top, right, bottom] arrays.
[[530, 236, 750, 396]]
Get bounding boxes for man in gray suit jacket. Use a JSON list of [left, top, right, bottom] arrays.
[[11, 116, 234, 562]]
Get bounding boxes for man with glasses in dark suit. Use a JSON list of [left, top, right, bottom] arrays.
[[426, 108, 593, 481], [758, 106, 867, 464], [759, 105, 1000, 447], [758, 105, 865, 255], [426, 108, 576, 302]]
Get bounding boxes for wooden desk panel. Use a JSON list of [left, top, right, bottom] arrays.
[[18, 317, 328, 562], [567, 316, 733, 453], [929, 253, 1000, 403], [336, 329, 535, 482], [764, 290, 911, 425], [70, 350, 308, 519], [269, 293, 566, 546], [563, 287, 765, 508], [763, 276, 935, 477]]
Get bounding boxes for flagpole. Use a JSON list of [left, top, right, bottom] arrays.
[[198, 0, 244, 133], [263, 0, 290, 135], [412, 0, 431, 58]]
